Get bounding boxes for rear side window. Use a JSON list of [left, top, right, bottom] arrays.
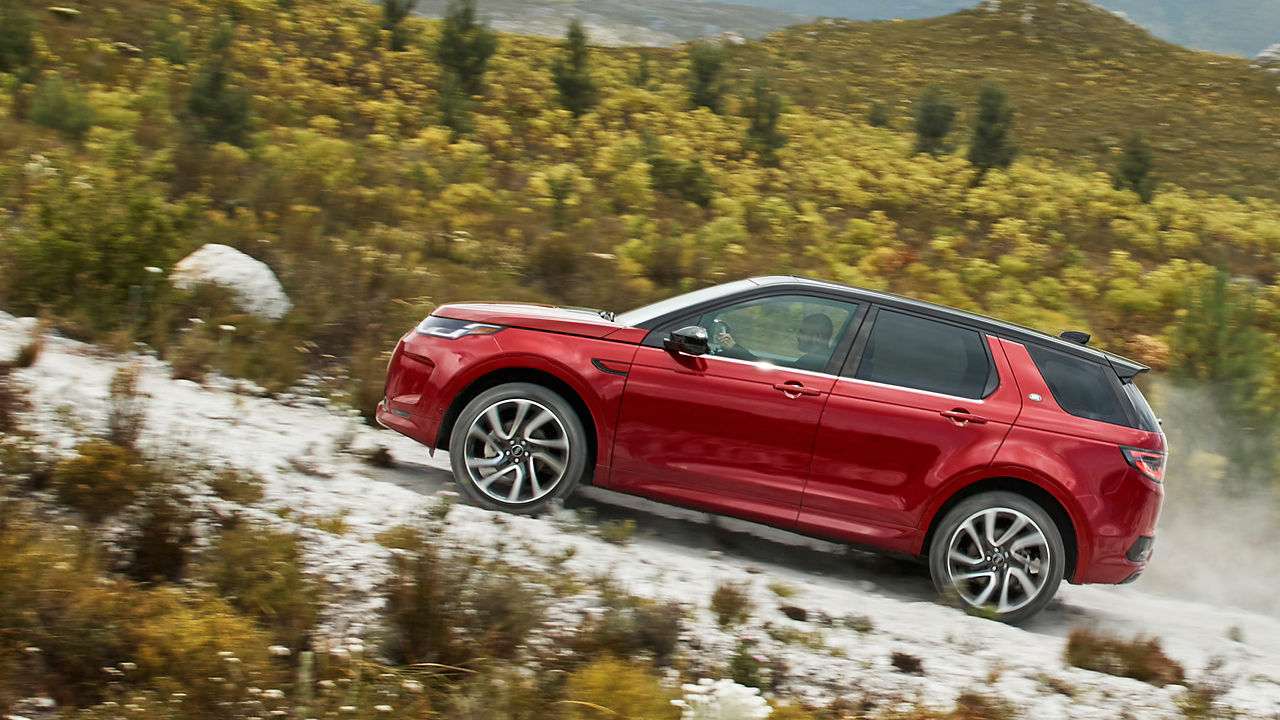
[[1026, 344, 1133, 427], [853, 309, 993, 399]]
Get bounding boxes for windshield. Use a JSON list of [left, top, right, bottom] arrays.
[[613, 279, 759, 327]]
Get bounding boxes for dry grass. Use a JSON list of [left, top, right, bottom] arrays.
[[1065, 627, 1186, 686]]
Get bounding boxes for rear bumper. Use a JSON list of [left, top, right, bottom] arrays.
[[1074, 473, 1164, 585]]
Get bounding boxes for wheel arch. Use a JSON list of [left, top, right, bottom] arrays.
[[435, 366, 600, 480], [921, 476, 1080, 582]]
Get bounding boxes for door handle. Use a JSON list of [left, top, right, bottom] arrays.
[[940, 409, 988, 424], [773, 381, 822, 397]]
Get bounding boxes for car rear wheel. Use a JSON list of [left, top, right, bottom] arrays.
[[928, 491, 1065, 624], [448, 382, 587, 514]]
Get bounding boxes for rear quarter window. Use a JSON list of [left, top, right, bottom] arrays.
[[1026, 344, 1134, 428]]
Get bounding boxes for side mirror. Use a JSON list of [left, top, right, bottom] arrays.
[[664, 326, 709, 356]]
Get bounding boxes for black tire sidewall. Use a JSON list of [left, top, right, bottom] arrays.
[[448, 382, 588, 514], [928, 490, 1066, 624]]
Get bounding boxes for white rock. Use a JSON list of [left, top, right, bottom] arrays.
[[169, 244, 292, 321]]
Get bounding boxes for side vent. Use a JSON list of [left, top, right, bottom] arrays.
[[1059, 331, 1091, 345]]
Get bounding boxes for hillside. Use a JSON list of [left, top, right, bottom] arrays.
[[5, 312, 1280, 717], [724, 0, 1280, 57], [411, 0, 812, 47], [407, 0, 1280, 57], [736, 0, 1280, 201], [2, 0, 1280, 481]]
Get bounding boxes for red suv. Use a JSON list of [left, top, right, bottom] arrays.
[[377, 277, 1166, 622]]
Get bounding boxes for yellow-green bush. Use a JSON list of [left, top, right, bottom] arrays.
[[563, 657, 680, 720], [51, 439, 155, 522], [197, 522, 320, 654]]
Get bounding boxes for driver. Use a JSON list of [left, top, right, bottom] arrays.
[[716, 312, 834, 371]]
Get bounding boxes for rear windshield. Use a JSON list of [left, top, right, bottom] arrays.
[[1122, 380, 1162, 433], [1026, 344, 1140, 429]]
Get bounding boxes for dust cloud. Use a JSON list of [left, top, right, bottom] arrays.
[[1133, 380, 1280, 617]]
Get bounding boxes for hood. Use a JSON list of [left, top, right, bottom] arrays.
[[433, 302, 625, 339]]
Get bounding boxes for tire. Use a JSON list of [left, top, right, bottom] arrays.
[[928, 491, 1066, 624], [448, 382, 588, 514]]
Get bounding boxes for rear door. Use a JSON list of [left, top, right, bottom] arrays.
[[611, 294, 863, 527], [798, 307, 1023, 549]]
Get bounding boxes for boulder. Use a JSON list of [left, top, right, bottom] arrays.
[[169, 244, 292, 321]]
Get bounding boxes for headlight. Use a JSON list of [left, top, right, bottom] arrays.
[[415, 316, 504, 339]]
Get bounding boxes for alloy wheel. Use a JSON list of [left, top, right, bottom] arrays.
[[461, 398, 571, 505], [945, 506, 1052, 614]]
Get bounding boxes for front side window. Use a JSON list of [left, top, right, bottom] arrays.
[[685, 295, 858, 372], [854, 309, 993, 399]]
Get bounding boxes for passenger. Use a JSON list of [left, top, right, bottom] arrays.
[[715, 312, 833, 371]]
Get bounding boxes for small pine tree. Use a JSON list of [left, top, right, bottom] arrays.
[[913, 85, 956, 157], [437, 73, 474, 138], [435, 0, 497, 98], [186, 22, 251, 146], [867, 101, 890, 128], [630, 51, 651, 88], [743, 74, 785, 165], [381, 0, 416, 52], [1112, 131, 1156, 203], [687, 42, 725, 113], [0, 0, 36, 75], [551, 19, 597, 118], [967, 81, 1017, 175]]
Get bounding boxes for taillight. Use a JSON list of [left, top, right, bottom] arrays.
[[1120, 446, 1165, 483]]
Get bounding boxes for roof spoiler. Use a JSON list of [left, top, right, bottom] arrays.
[[1104, 353, 1148, 381]]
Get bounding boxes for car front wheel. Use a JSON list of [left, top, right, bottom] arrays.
[[928, 491, 1066, 624], [448, 382, 587, 514]]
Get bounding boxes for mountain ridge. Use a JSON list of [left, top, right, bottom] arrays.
[[407, 0, 1280, 57]]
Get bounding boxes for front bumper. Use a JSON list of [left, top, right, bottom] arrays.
[[375, 399, 436, 450]]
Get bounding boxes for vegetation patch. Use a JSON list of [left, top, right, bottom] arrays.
[[1064, 627, 1186, 686]]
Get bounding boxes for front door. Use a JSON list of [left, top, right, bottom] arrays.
[[611, 294, 862, 527]]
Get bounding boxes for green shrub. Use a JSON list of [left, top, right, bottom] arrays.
[[728, 639, 767, 689], [597, 518, 636, 545], [51, 440, 155, 522], [1065, 627, 1185, 686], [384, 528, 545, 667], [31, 75, 96, 141], [710, 579, 753, 628], [197, 522, 320, 654], [124, 487, 195, 583], [568, 583, 684, 666]]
